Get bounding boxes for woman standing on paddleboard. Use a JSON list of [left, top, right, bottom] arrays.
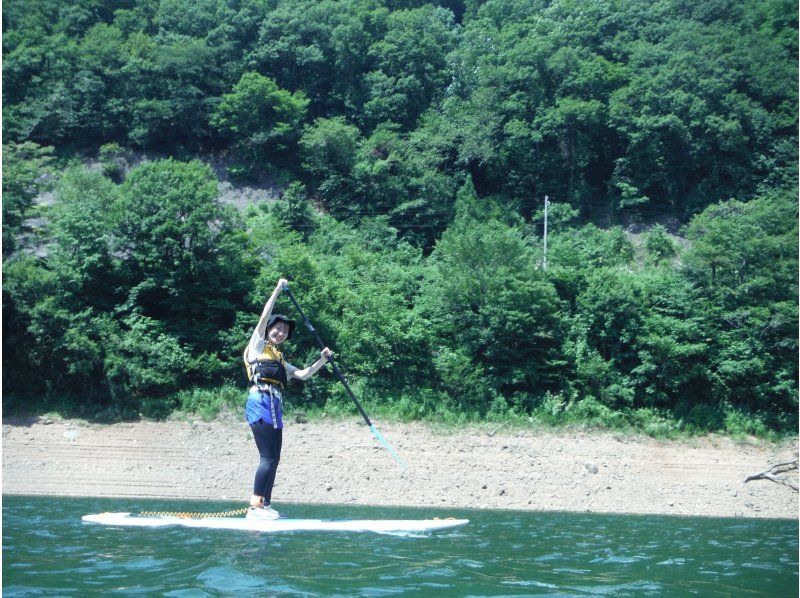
[[243, 278, 332, 520]]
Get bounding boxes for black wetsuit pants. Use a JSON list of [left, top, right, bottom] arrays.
[[250, 419, 283, 504]]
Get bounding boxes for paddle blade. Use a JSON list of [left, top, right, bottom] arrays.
[[369, 424, 408, 470]]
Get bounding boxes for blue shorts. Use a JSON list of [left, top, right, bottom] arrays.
[[245, 388, 283, 429]]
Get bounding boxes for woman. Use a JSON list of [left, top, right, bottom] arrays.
[[243, 278, 331, 520]]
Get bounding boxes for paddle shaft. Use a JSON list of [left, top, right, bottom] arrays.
[[282, 286, 373, 427]]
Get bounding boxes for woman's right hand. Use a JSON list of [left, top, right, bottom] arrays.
[[276, 278, 289, 293]]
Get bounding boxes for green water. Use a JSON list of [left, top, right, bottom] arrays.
[[3, 496, 797, 597]]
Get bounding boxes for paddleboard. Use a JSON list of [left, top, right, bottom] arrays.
[[82, 512, 469, 534]]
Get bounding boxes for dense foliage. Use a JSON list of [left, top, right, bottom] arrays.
[[3, 0, 797, 435]]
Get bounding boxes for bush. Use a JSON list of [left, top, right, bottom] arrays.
[[724, 408, 770, 438], [684, 403, 725, 433], [391, 388, 441, 421], [644, 224, 677, 264], [530, 392, 568, 425], [105, 315, 191, 402], [174, 385, 242, 421], [98, 142, 128, 181], [140, 396, 180, 420], [566, 396, 626, 429], [487, 395, 513, 421], [629, 408, 680, 438]]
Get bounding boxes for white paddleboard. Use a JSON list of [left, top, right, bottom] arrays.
[[82, 512, 469, 534]]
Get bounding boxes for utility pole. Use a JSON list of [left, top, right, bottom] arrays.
[[543, 195, 550, 270]]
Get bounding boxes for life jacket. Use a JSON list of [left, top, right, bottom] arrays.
[[244, 344, 287, 389]]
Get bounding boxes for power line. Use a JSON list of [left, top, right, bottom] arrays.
[[294, 193, 691, 218], [266, 202, 690, 226]]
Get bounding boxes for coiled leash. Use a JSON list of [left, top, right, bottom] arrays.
[[138, 507, 248, 519]]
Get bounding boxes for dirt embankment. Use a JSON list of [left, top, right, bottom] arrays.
[[3, 416, 797, 519]]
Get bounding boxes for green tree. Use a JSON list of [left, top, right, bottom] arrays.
[[319, 225, 428, 402], [683, 193, 797, 300], [300, 116, 361, 208], [347, 125, 458, 248], [247, 0, 376, 116], [629, 271, 710, 408], [2, 257, 60, 397], [682, 192, 798, 416], [47, 167, 121, 309], [211, 72, 308, 170], [363, 5, 459, 129], [644, 224, 678, 264], [573, 268, 645, 391], [104, 313, 195, 403], [544, 223, 635, 308], [416, 186, 565, 412], [2, 141, 55, 254], [154, 0, 220, 37], [270, 182, 317, 238], [116, 159, 253, 354], [125, 33, 224, 148]]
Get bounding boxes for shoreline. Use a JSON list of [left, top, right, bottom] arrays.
[[2, 416, 797, 520]]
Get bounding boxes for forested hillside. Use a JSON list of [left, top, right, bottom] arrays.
[[3, 0, 797, 435]]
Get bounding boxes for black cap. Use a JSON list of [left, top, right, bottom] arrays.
[[266, 314, 296, 339]]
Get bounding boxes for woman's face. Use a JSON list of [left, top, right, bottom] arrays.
[[267, 321, 289, 345]]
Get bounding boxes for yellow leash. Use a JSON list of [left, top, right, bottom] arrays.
[[138, 507, 248, 519]]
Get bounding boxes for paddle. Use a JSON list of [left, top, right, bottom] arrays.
[[282, 283, 408, 470]]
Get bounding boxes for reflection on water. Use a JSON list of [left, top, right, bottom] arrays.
[[3, 496, 798, 597]]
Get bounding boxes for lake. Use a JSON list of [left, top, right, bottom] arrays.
[[3, 496, 797, 596]]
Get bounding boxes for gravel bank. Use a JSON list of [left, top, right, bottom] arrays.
[[3, 416, 797, 519]]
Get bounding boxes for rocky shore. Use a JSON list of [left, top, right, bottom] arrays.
[[3, 416, 797, 519]]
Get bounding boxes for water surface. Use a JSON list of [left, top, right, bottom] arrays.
[[3, 496, 797, 596]]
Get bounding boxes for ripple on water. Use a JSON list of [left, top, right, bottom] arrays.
[[323, 561, 361, 568], [452, 558, 484, 569], [419, 582, 454, 589], [196, 566, 265, 593], [3, 497, 798, 598], [198, 566, 316, 596], [5, 586, 51, 597], [589, 555, 649, 564], [361, 586, 408, 596], [415, 566, 457, 578], [568, 580, 663, 595], [656, 558, 686, 566], [163, 590, 212, 598], [501, 579, 560, 590], [122, 557, 172, 571], [741, 561, 781, 572]]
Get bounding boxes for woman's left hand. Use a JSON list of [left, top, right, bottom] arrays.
[[321, 347, 333, 361]]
